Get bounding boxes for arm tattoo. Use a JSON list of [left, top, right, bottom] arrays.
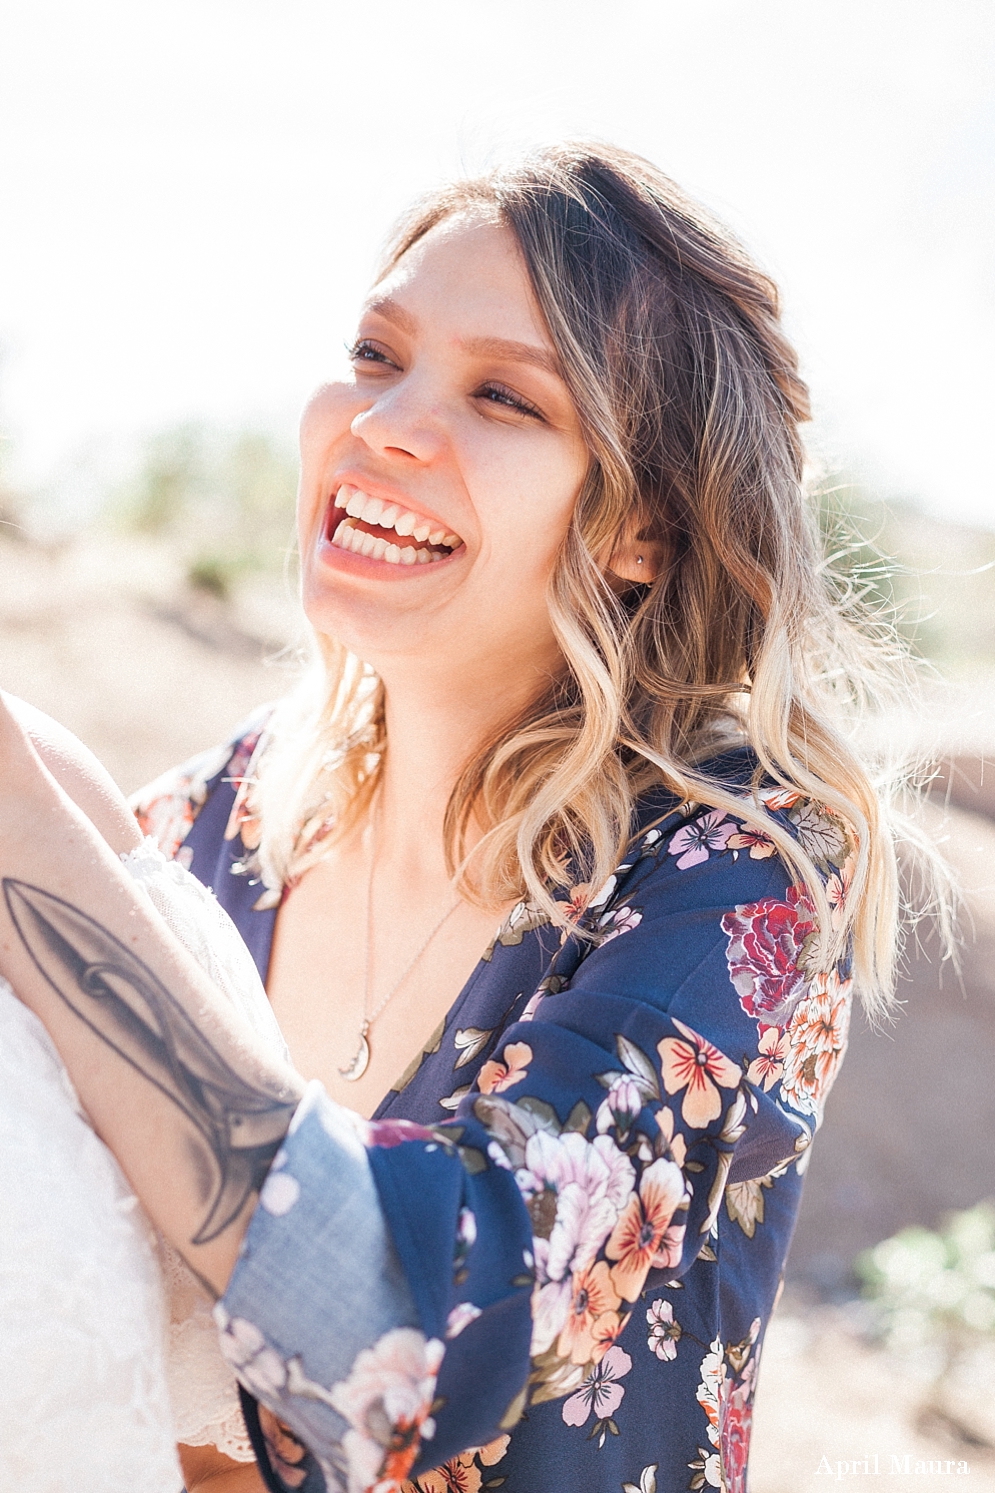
[[3, 879, 297, 1246]]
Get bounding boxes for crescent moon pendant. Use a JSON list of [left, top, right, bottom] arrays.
[[339, 1032, 371, 1082]]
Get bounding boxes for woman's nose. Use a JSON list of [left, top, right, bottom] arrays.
[[350, 375, 446, 464]]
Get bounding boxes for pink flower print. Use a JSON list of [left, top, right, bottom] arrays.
[[595, 1075, 644, 1138], [646, 1298, 682, 1361], [519, 987, 546, 1023], [366, 1118, 437, 1150], [329, 1327, 445, 1492], [746, 1026, 790, 1092], [668, 810, 737, 870], [658, 1019, 742, 1128], [561, 1345, 633, 1427], [213, 1307, 288, 1399], [478, 1041, 532, 1094], [721, 884, 818, 1027], [519, 1131, 635, 1278], [727, 827, 777, 860], [826, 853, 856, 931], [596, 904, 642, 943], [445, 1302, 482, 1339], [516, 1130, 635, 1356]]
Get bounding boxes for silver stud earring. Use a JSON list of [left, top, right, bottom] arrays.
[[636, 555, 644, 565]]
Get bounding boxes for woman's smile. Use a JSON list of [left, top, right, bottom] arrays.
[[321, 481, 464, 572]]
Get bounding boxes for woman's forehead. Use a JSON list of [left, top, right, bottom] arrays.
[[365, 215, 550, 348]]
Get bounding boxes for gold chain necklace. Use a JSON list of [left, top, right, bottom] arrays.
[[338, 808, 461, 1082]]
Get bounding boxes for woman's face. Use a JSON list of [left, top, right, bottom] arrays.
[[297, 215, 589, 695]]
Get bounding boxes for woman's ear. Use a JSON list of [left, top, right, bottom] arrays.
[[605, 529, 666, 584]]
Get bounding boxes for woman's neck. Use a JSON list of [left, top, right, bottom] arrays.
[[372, 659, 547, 892]]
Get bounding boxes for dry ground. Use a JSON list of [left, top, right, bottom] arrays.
[[2, 531, 994, 1487]]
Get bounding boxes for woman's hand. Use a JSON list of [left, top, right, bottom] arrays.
[[0, 692, 305, 1296]]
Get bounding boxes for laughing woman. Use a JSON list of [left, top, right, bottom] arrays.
[[5, 144, 918, 1493]]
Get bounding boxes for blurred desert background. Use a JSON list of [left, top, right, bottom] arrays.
[[3, 0, 993, 1486]]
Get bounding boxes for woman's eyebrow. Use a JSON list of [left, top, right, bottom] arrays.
[[459, 336, 561, 378], [363, 299, 560, 379], [363, 296, 417, 333]]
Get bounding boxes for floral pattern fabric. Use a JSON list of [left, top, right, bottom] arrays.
[[132, 729, 855, 1493]]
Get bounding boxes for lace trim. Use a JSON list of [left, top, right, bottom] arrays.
[[157, 1239, 254, 1460]]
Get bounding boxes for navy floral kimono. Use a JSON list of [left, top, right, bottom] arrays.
[[134, 716, 853, 1493]]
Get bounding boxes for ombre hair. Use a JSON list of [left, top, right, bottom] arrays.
[[251, 142, 936, 1015]]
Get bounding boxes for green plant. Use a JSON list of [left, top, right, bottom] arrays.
[[858, 1202, 995, 1351], [111, 422, 299, 582]]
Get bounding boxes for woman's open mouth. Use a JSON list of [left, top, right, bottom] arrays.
[[326, 484, 463, 567]]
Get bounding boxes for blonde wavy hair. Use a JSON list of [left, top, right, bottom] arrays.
[[252, 142, 931, 1015]]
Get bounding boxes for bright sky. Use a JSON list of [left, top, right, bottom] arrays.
[[1, 0, 993, 526]]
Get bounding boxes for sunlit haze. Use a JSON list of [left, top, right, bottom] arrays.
[[1, 0, 992, 525]]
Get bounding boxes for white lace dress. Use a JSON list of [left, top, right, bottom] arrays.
[[0, 842, 290, 1493]]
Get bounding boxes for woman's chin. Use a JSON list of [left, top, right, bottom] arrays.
[[300, 541, 473, 664]]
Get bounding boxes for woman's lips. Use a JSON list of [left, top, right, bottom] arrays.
[[325, 483, 462, 567]]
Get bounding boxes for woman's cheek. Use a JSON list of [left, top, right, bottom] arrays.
[[298, 382, 361, 462]]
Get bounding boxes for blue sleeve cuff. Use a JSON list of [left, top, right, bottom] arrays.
[[215, 1082, 429, 1488]]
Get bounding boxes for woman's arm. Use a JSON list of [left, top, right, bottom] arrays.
[[0, 697, 304, 1296], [3, 692, 143, 856]]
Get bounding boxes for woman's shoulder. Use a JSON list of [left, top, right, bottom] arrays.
[[628, 744, 854, 896], [558, 746, 855, 1125], [130, 705, 273, 862], [567, 744, 855, 982]]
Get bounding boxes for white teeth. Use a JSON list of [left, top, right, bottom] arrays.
[[330, 496, 461, 563]]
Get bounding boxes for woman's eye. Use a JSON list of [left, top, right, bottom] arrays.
[[475, 383, 545, 421], [347, 339, 397, 368]]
